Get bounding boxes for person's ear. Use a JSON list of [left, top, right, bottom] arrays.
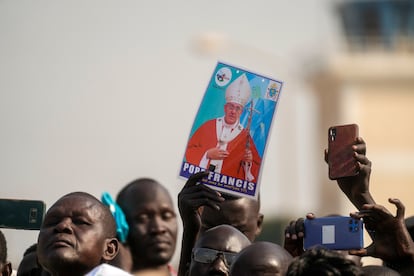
[[102, 238, 119, 261], [2, 261, 12, 276], [255, 213, 264, 237]]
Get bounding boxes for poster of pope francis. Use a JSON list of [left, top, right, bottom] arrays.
[[180, 62, 283, 199]]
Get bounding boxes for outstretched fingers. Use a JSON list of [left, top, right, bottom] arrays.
[[389, 198, 405, 219]]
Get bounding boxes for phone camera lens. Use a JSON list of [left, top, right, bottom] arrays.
[[329, 128, 337, 141], [29, 208, 38, 223]]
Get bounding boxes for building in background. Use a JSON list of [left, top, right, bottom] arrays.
[[260, 0, 414, 250], [309, 0, 414, 215]]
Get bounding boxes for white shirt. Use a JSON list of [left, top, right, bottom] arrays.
[[85, 264, 133, 276]]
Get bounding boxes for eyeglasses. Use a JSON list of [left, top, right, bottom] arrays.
[[225, 103, 243, 112], [192, 247, 238, 266]]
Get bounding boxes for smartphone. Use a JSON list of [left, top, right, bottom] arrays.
[[0, 199, 46, 230], [328, 124, 359, 180], [303, 216, 364, 250]]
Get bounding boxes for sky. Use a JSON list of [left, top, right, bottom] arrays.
[[0, 0, 341, 267]]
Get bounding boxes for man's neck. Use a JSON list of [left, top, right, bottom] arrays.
[[222, 117, 239, 129]]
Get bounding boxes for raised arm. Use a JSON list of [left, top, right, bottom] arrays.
[[326, 137, 375, 210], [177, 171, 224, 276]]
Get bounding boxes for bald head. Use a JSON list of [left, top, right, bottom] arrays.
[[59, 192, 117, 237], [190, 224, 251, 276], [195, 224, 251, 250], [230, 241, 292, 276], [116, 178, 177, 270], [116, 178, 173, 212]]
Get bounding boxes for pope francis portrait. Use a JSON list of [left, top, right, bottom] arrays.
[[185, 73, 261, 182]]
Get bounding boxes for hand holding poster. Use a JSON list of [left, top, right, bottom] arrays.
[[180, 62, 283, 199]]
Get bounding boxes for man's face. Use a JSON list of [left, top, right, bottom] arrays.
[[200, 198, 262, 242], [124, 186, 177, 267], [37, 195, 109, 275], [189, 247, 237, 276], [224, 102, 243, 125]]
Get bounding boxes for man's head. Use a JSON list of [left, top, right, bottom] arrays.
[[200, 194, 263, 242], [37, 192, 119, 276], [223, 102, 244, 125], [17, 243, 50, 276], [189, 224, 251, 276], [116, 178, 177, 270], [223, 73, 251, 125], [0, 230, 12, 276], [230, 241, 293, 276], [286, 247, 364, 276]]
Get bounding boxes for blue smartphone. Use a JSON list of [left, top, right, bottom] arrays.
[[303, 216, 363, 250]]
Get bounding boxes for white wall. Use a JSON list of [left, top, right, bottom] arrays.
[[0, 0, 339, 267]]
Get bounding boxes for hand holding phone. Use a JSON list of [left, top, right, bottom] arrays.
[[328, 124, 359, 180]]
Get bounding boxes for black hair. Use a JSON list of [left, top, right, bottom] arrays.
[[22, 243, 37, 256], [286, 247, 364, 276], [361, 265, 400, 276], [0, 230, 7, 264]]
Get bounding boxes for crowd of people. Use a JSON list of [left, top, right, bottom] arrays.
[[0, 86, 412, 276], [0, 136, 413, 276]]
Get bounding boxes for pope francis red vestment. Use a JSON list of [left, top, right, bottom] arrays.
[[185, 117, 261, 181]]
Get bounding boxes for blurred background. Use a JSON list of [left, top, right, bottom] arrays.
[[1, 0, 414, 269]]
